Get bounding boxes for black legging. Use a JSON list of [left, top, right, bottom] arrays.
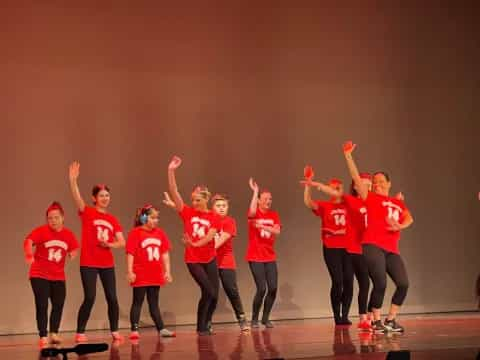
[[363, 244, 409, 309], [248, 261, 278, 322], [30, 278, 66, 337], [130, 286, 165, 331], [77, 266, 119, 333], [187, 259, 219, 332], [218, 268, 246, 321], [323, 247, 354, 322], [349, 253, 370, 315]]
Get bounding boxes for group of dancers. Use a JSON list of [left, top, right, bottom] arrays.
[[23, 141, 413, 348]]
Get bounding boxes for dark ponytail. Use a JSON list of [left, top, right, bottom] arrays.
[[134, 204, 155, 227]]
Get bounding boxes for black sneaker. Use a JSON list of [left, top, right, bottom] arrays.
[[371, 320, 387, 334], [336, 318, 352, 326], [251, 320, 260, 329], [384, 318, 404, 333]]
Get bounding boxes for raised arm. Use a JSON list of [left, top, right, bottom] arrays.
[[248, 178, 259, 217], [68, 161, 86, 212], [303, 182, 318, 210], [302, 180, 341, 205], [162, 192, 177, 210], [343, 141, 368, 200], [167, 156, 184, 212]]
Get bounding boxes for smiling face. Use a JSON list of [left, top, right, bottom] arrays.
[[47, 209, 64, 231], [93, 189, 111, 209], [373, 172, 391, 196]]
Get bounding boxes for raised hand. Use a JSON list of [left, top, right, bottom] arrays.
[[304, 165, 314, 180], [162, 192, 176, 209], [343, 141, 357, 155], [69, 161, 80, 181], [249, 178, 259, 192], [395, 192, 405, 201], [168, 156, 182, 170]]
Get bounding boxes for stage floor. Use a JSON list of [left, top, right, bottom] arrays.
[[1, 313, 479, 359]]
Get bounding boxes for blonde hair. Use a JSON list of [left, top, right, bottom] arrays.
[[211, 193, 229, 205]]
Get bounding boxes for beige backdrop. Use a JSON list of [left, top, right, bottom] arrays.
[[1, 2, 479, 334]]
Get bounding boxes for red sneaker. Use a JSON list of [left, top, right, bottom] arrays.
[[38, 337, 49, 348], [75, 333, 88, 343], [129, 331, 140, 340], [358, 320, 372, 332]]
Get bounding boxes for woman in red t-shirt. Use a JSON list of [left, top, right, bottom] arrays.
[[68, 161, 126, 342], [126, 205, 175, 340], [23, 202, 79, 347], [163, 192, 250, 331], [167, 156, 220, 336], [303, 176, 354, 326], [343, 142, 414, 333], [246, 178, 281, 328], [302, 168, 373, 330]]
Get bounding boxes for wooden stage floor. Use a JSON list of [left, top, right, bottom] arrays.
[[1, 313, 479, 359]]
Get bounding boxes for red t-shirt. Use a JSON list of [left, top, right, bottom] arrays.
[[79, 206, 123, 268], [215, 216, 238, 269], [312, 201, 349, 249], [246, 208, 281, 262], [179, 205, 220, 263], [126, 226, 171, 287], [27, 225, 79, 281], [362, 192, 408, 254], [343, 195, 367, 254]]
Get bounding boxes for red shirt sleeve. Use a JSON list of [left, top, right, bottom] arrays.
[[111, 216, 123, 233], [68, 230, 80, 252], [79, 206, 94, 219], [247, 208, 258, 220], [126, 229, 138, 256], [273, 211, 281, 228], [223, 218, 237, 237], [343, 195, 362, 211], [27, 227, 43, 245], [210, 213, 221, 232], [312, 201, 326, 217], [178, 205, 191, 221]]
